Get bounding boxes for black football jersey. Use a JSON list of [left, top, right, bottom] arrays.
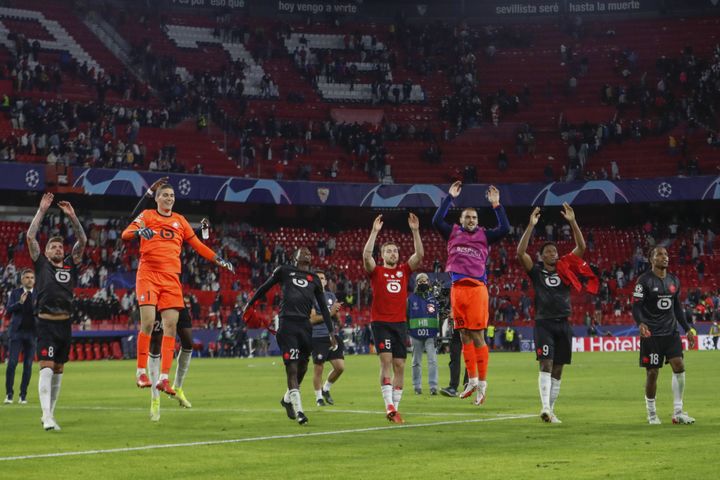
[[33, 254, 77, 317], [528, 265, 571, 321], [632, 271, 683, 336]]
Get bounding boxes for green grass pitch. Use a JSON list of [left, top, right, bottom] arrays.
[[1, 351, 717, 479]]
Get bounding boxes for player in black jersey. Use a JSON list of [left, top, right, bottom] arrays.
[[632, 246, 696, 425], [243, 247, 337, 425], [517, 204, 585, 424], [27, 193, 87, 431]]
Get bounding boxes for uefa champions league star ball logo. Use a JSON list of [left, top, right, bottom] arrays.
[[178, 178, 192, 196], [25, 169, 40, 188], [701, 336, 716, 350], [657, 182, 672, 198]]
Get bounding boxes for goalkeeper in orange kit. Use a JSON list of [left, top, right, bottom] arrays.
[[122, 182, 234, 395]]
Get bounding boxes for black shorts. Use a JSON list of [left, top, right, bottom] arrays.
[[37, 318, 72, 364], [152, 308, 192, 335], [371, 321, 407, 359], [640, 333, 683, 368], [276, 317, 312, 364], [534, 318, 572, 365], [312, 335, 345, 364]]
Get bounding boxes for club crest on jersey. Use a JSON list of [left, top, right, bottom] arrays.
[[292, 278, 309, 288], [427, 304, 436, 314], [545, 275, 561, 287], [669, 284, 676, 294], [396, 271, 403, 278], [172, 222, 179, 228], [387, 280, 401, 293], [55, 270, 71, 284], [306, 275, 314, 281], [140, 294, 145, 301]]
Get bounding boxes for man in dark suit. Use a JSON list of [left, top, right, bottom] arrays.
[[5, 269, 36, 404]]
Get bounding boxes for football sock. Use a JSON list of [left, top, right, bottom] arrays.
[[475, 345, 489, 381], [50, 373, 63, 415], [645, 396, 657, 417], [137, 331, 151, 369], [462, 343, 478, 378], [478, 380, 487, 396], [315, 389, 323, 401], [381, 378, 393, 409], [538, 371, 551, 410], [550, 378, 561, 410], [283, 390, 291, 403], [38, 368, 53, 420], [174, 348, 192, 388], [392, 387, 403, 410], [160, 336, 176, 375], [148, 354, 161, 400], [289, 389, 303, 414], [323, 380, 334, 392], [672, 372, 685, 413]]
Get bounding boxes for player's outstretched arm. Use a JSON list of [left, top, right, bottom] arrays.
[[244, 268, 282, 311], [516, 207, 540, 273], [407, 212, 424, 271], [27, 193, 53, 262], [363, 215, 383, 273], [57, 201, 87, 265], [432, 182, 460, 239], [561, 202, 586, 258]]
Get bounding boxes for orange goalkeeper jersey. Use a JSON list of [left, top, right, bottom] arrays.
[[121, 209, 216, 273]]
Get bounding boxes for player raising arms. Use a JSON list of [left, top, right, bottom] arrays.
[[363, 213, 423, 424], [633, 246, 696, 425], [517, 204, 590, 423], [243, 247, 336, 425], [433, 182, 509, 406], [27, 193, 87, 430], [122, 183, 234, 396]]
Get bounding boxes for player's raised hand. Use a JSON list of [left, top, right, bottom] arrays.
[[372, 214, 383, 233], [638, 323, 651, 338], [39, 193, 54, 211], [449, 181, 462, 198], [560, 202, 576, 223], [57, 201, 76, 218], [148, 177, 169, 196], [486, 185, 500, 207], [529, 207, 541, 226], [408, 212, 420, 231]]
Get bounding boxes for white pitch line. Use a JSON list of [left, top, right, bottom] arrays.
[[60, 405, 503, 417], [0, 414, 535, 462]]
